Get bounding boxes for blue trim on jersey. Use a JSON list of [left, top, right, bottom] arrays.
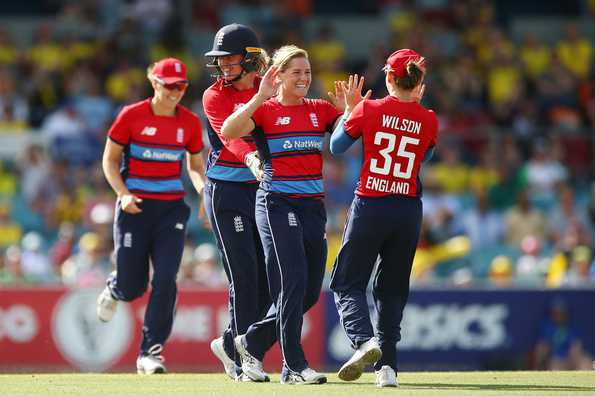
[[270, 179, 324, 195], [267, 135, 324, 154], [130, 144, 185, 162], [206, 163, 257, 182], [125, 178, 184, 192]]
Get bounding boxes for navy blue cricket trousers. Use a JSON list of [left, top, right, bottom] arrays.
[[330, 194, 422, 371], [203, 179, 272, 363], [244, 189, 327, 373], [109, 198, 190, 355]]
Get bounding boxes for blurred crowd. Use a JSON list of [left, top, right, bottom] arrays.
[[0, 0, 594, 289]]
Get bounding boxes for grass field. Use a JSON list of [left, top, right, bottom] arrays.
[[1, 371, 594, 396]]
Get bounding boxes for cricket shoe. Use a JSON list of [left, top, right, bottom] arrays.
[[375, 365, 398, 387], [338, 337, 382, 381], [280, 366, 327, 385], [137, 344, 167, 374], [234, 335, 268, 382], [210, 337, 241, 380], [96, 273, 118, 322]]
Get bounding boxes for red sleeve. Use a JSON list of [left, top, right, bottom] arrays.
[[107, 106, 132, 145], [186, 114, 204, 154], [203, 88, 256, 161], [344, 100, 365, 139]]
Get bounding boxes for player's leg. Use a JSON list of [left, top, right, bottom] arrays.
[[137, 200, 190, 374], [240, 191, 310, 379], [372, 196, 422, 374], [330, 196, 384, 347], [204, 181, 271, 378], [278, 198, 327, 384], [330, 196, 385, 381], [97, 200, 151, 322], [301, 199, 327, 313]]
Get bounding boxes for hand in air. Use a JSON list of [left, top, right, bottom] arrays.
[[343, 74, 372, 114], [328, 80, 346, 112], [257, 65, 281, 100]]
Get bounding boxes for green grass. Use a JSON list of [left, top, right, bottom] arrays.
[[1, 371, 594, 396]]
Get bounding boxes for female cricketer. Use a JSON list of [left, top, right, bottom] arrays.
[[97, 57, 205, 374], [202, 23, 273, 382], [221, 45, 368, 384], [329, 49, 438, 387]]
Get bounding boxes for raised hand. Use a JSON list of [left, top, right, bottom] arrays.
[[257, 65, 280, 100], [328, 80, 346, 112], [343, 74, 372, 115]]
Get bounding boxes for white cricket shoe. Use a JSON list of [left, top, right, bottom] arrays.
[[375, 365, 398, 387], [210, 337, 240, 380], [96, 285, 117, 322], [234, 335, 268, 382], [137, 344, 167, 374], [280, 367, 327, 385], [338, 337, 382, 381]]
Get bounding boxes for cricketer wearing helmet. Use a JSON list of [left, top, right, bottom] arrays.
[[201, 23, 274, 381]]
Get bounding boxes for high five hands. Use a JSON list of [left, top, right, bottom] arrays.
[[337, 74, 372, 116]]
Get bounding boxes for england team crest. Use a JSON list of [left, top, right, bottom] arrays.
[[309, 113, 319, 128]]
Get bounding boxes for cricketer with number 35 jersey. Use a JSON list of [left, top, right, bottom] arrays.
[[344, 95, 438, 197]]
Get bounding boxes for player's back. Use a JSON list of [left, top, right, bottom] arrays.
[[356, 96, 438, 198]]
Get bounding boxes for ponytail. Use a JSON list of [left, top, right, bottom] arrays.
[[395, 61, 424, 90]]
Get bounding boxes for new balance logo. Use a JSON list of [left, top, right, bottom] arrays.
[[234, 216, 244, 232], [141, 127, 157, 136], [275, 116, 291, 125], [288, 212, 297, 227]]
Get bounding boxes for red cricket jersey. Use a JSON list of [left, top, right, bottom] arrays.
[[202, 78, 260, 182], [107, 98, 203, 200], [344, 96, 438, 198], [252, 98, 340, 198]]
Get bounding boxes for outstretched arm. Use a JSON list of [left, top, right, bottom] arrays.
[[330, 117, 357, 155]]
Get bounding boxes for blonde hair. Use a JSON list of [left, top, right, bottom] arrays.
[[271, 45, 308, 72], [146, 62, 156, 81]]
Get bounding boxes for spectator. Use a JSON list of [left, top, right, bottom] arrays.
[[516, 235, 550, 285], [504, 189, 547, 247], [556, 23, 593, 80], [461, 189, 504, 250], [534, 299, 592, 370]]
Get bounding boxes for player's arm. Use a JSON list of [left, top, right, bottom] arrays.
[[221, 65, 279, 139], [203, 93, 258, 162], [186, 152, 205, 195], [102, 139, 142, 213], [330, 117, 357, 154]]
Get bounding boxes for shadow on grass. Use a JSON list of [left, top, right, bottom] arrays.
[[403, 383, 595, 392]]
